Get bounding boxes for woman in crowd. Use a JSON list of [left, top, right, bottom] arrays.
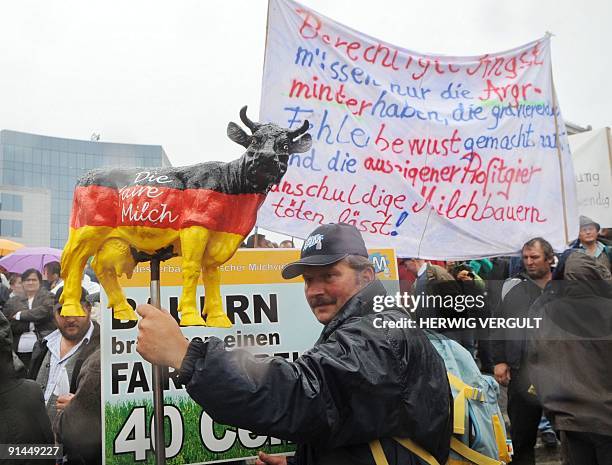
[[2, 268, 55, 368]]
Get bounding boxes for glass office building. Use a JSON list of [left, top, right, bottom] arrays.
[[0, 130, 171, 248]]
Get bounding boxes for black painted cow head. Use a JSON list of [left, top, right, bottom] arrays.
[[227, 106, 312, 192]]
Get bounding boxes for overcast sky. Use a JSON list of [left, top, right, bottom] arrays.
[[0, 0, 609, 168]]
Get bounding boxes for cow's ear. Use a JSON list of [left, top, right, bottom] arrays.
[[227, 122, 250, 148], [290, 134, 312, 153]]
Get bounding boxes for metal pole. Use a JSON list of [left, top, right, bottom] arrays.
[[150, 257, 166, 465]]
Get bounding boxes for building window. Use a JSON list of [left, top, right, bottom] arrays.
[[0, 219, 23, 238], [0, 193, 23, 212]]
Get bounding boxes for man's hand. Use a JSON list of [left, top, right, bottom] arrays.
[[494, 363, 511, 386], [56, 393, 75, 411], [455, 270, 474, 281], [136, 304, 190, 369], [255, 451, 287, 465]]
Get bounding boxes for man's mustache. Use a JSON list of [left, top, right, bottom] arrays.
[[64, 323, 80, 329], [308, 296, 336, 308]]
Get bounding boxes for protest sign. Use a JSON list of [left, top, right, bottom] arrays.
[[102, 248, 398, 465], [258, 0, 578, 258], [569, 127, 612, 227]]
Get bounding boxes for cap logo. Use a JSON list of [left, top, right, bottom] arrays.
[[303, 234, 324, 252]]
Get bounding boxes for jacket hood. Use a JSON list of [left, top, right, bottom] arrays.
[[562, 252, 612, 298]]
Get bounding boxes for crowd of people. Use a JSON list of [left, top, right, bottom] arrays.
[[0, 262, 101, 465], [394, 216, 612, 465], [243, 232, 295, 249], [1, 215, 610, 465]]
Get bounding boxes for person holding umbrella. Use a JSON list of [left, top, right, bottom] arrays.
[[2, 269, 55, 367]]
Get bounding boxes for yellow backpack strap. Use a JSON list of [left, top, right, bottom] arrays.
[[393, 438, 441, 465], [447, 372, 484, 401], [371, 437, 443, 465], [447, 372, 484, 435], [492, 414, 512, 463], [369, 440, 390, 465], [450, 437, 504, 465]]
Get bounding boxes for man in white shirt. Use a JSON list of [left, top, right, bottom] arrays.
[[43, 261, 63, 295], [28, 287, 99, 424], [44, 261, 101, 295]]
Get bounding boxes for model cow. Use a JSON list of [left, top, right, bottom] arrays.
[[60, 107, 311, 327]]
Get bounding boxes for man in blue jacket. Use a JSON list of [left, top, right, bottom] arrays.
[[136, 223, 451, 465], [569, 215, 612, 271]]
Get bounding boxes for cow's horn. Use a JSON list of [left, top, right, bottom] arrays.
[[288, 120, 309, 140], [239, 106, 258, 133]]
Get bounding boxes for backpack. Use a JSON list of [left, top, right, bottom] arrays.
[[369, 331, 513, 465]]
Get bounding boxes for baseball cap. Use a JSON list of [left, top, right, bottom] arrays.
[[281, 223, 368, 279]]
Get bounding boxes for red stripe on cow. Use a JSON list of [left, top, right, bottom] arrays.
[[70, 185, 265, 236], [70, 186, 119, 228]]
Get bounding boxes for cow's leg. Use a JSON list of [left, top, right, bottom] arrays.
[[201, 231, 244, 328], [200, 265, 228, 327], [92, 238, 137, 321], [178, 226, 210, 326], [60, 227, 111, 317]]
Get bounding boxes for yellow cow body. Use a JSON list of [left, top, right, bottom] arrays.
[[61, 225, 241, 326]]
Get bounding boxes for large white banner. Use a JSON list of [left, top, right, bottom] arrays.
[[259, 0, 578, 258], [569, 127, 612, 227]]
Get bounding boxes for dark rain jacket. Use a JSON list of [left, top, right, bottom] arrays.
[[491, 272, 545, 370], [0, 312, 54, 465], [527, 253, 612, 436], [2, 290, 56, 353], [177, 280, 452, 465], [0, 284, 11, 314], [54, 348, 102, 465]]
